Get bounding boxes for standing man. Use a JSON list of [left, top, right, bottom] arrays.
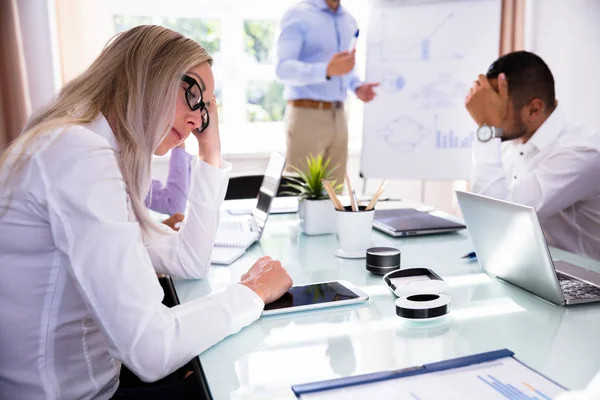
[[465, 51, 600, 260], [276, 0, 379, 185]]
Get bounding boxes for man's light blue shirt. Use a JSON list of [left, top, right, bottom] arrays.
[[276, 0, 362, 102]]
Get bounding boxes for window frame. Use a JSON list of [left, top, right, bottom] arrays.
[[96, 0, 368, 154]]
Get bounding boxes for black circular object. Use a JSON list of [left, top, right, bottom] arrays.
[[366, 247, 401, 275], [395, 294, 450, 319]]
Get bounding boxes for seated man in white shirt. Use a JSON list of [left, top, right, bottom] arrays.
[[465, 51, 600, 261]]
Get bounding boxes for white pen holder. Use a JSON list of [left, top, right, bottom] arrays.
[[335, 206, 375, 259]]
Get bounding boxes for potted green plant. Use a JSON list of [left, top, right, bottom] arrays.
[[284, 154, 342, 235]]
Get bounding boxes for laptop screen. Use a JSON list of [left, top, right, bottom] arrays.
[[252, 152, 286, 234]]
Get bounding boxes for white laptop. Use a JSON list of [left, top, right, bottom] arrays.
[[456, 190, 600, 306], [211, 152, 286, 265]]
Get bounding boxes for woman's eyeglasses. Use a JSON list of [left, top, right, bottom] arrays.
[[181, 75, 209, 133]]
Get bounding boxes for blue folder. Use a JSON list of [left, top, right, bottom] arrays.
[[291, 349, 567, 398]]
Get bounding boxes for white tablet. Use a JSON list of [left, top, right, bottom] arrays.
[[262, 280, 369, 316]]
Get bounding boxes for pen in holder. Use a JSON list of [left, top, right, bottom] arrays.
[[335, 205, 375, 259]]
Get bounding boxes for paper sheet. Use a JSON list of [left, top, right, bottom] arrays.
[[301, 357, 565, 400]]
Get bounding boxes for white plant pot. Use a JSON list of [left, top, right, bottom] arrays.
[[298, 199, 337, 235]]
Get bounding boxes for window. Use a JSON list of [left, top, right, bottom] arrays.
[[113, 16, 221, 55], [246, 80, 284, 122], [244, 20, 276, 65], [58, 0, 368, 155], [161, 18, 220, 55], [243, 19, 285, 124]]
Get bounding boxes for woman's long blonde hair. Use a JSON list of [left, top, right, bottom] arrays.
[[0, 25, 212, 233]]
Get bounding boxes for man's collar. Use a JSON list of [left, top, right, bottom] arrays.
[[306, 0, 345, 14], [526, 104, 566, 151]]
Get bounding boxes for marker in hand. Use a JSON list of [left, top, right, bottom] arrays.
[[348, 29, 359, 52]]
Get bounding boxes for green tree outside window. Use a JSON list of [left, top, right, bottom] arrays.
[[247, 81, 285, 122], [244, 20, 276, 64], [161, 18, 220, 54]]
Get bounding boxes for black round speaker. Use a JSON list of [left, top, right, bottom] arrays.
[[366, 247, 401, 275]]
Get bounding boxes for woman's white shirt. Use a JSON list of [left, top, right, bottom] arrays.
[[0, 115, 264, 399]]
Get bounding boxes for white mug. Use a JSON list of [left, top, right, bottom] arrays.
[[336, 206, 375, 259]]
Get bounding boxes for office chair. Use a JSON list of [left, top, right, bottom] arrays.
[[225, 175, 299, 200], [158, 276, 214, 400], [114, 277, 213, 399]]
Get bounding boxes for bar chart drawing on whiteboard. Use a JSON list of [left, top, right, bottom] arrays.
[[434, 115, 473, 149]]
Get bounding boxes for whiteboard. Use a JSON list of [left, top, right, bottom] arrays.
[[360, 0, 501, 180]]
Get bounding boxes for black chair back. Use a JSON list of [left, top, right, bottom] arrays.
[[225, 175, 299, 200], [159, 276, 214, 400]]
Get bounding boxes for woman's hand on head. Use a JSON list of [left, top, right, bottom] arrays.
[[240, 256, 293, 305], [193, 96, 221, 167]]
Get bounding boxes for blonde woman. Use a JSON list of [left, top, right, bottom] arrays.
[[0, 25, 292, 399]]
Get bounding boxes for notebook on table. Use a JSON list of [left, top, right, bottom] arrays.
[[210, 152, 286, 265], [373, 208, 466, 237]]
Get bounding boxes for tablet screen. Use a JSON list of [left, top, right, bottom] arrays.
[[264, 282, 360, 311]]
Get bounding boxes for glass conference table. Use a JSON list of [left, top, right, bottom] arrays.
[[174, 206, 600, 399]]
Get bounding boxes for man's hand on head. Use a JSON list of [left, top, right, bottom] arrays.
[[465, 73, 509, 127]]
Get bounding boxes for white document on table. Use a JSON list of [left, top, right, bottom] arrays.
[[299, 356, 566, 400]]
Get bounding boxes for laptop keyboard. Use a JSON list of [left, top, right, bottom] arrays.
[[557, 274, 600, 300], [220, 218, 253, 232]]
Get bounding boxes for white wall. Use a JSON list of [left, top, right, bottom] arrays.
[[526, 0, 600, 132], [17, 0, 61, 114]]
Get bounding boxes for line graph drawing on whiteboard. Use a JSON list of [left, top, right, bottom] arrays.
[[412, 74, 468, 109], [379, 12, 464, 62], [377, 116, 430, 152]]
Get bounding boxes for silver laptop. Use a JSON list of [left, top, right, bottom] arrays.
[[211, 152, 286, 265], [456, 191, 600, 306], [373, 208, 466, 237]]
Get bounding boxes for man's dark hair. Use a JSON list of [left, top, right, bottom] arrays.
[[486, 51, 556, 111]]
